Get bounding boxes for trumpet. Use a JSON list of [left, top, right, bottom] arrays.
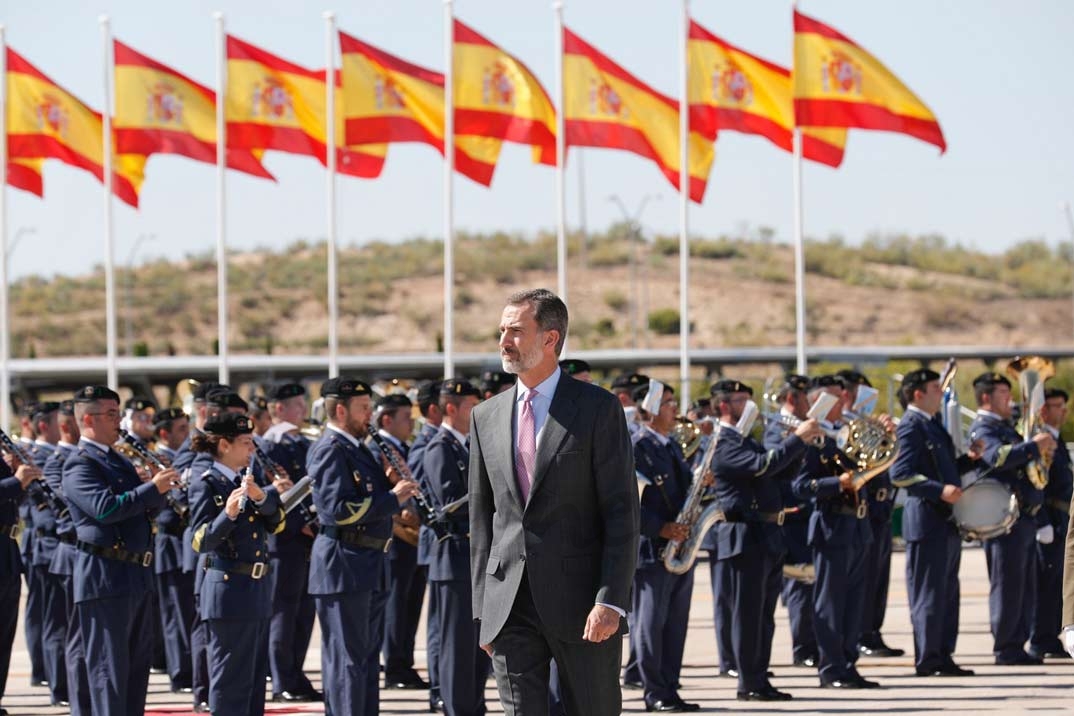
[[118, 429, 188, 518]]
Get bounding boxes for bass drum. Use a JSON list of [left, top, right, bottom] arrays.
[[952, 479, 1018, 541]]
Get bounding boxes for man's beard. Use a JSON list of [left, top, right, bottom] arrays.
[[501, 343, 542, 375], [346, 415, 368, 438]]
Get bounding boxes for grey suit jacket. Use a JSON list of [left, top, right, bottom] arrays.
[[1063, 504, 1074, 628], [469, 373, 639, 645]]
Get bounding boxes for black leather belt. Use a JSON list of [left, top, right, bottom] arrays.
[[872, 487, 893, 503], [76, 540, 153, 567], [722, 510, 784, 526], [1046, 498, 1071, 514], [320, 525, 391, 552], [204, 555, 270, 580], [34, 527, 56, 538], [0, 524, 21, 541], [831, 503, 868, 519], [57, 532, 75, 545]]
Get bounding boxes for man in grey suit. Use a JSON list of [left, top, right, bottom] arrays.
[[470, 288, 640, 716]]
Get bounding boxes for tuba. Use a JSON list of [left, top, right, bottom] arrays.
[[1006, 355, 1055, 489], [661, 429, 724, 575]]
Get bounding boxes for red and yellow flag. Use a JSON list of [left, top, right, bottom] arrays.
[[453, 19, 556, 166], [563, 27, 713, 203], [688, 20, 846, 168], [338, 31, 502, 187], [6, 48, 146, 207], [226, 35, 386, 179], [7, 160, 43, 197], [793, 10, 945, 152], [113, 40, 273, 179]]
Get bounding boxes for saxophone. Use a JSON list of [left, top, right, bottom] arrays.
[[661, 428, 724, 575]]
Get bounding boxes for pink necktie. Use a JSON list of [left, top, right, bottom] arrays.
[[516, 389, 538, 502]]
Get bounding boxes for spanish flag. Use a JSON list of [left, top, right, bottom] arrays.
[[688, 20, 846, 168], [338, 31, 502, 187], [793, 10, 945, 152], [7, 159, 43, 197], [6, 48, 146, 207], [113, 40, 273, 179], [453, 19, 556, 166], [225, 35, 386, 179], [563, 27, 713, 203]]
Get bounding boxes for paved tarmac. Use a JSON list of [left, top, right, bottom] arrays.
[[2, 545, 1070, 714]]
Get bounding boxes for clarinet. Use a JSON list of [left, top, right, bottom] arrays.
[[0, 428, 67, 516], [367, 427, 450, 542], [118, 429, 188, 518], [252, 443, 317, 528]]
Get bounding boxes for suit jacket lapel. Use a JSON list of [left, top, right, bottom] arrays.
[[492, 390, 524, 508], [528, 376, 579, 505]]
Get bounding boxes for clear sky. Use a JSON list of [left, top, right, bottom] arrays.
[[2, 0, 1072, 280]]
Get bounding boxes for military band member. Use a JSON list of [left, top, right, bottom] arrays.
[[20, 402, 48, 689], [1029, 388, 1071, 659], [369, 393, 429, 691], [711, 379, 818, 701], [423, 379, 489, 716], [260, 381, 321, 703], [61, 385, 177, 716], [151, 407, 195, 694], [558, 358, 592, 384], [792, 376, 880, 689], [249, 396, 272, 437], [610, 372, 649, 443], [189, 412, 284, 716], [0, 431, 42, 715], [969, 372, 1056, 665], [836, 370, 905, 659], [767, 375, 818, 668], [890, 369, 979, 676], [480, 370, 516, 399], [632, 382, 699, 712], [307, 377, 420, 715]]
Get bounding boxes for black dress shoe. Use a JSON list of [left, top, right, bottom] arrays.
[[1044, 651, 1072, 659], [793, 656, 817, 668], [29, 679, 48, 687], [820, 679, 864, 689], [645, 698, 700, 712], [723, 668, 739, 678], [51, 700, 70, 707], [386, 675, 431, 689], [737, 688, 793, 701], [851, 677, 881, 689], [858, 643, 906, 657], [429, 696, 445, 713], [623, 677, 644, 689], [171, 685, 194, 694], [996, 652, 1043, 666], [193, 702, 210, 714], [273, 690, 325, 702], [936, 665, 975, 676], [150, 666, 168, 675]]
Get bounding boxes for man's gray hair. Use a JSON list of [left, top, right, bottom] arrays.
[[506, 288, 569, 356]]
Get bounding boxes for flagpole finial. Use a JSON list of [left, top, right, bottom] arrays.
[[553, 1, 564, 11], [322, 10, 335, 21], [98, 14, 110, 27], [213, 10, 224, 21]]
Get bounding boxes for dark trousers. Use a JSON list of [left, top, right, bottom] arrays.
[[490, 575, 622, 716], [781, 576, 817, 661], [434, 579, 490, 716], [859, 518, 894, 646], [191, 598, 210, 706], [156, 569, 195, 688], [905, 532, 961, 672], [761, 555, 781, 667], [40, 570, 69, 702], [207, 617, 270, 716], [317, 588, 387, 716], [58, 575, 91, 716], [707, 552, 735, 672], [77, 590, 154, 716], [383, 544, 427, 679], [0, 578, 19, 703], [813, 541, 867, 683], [149, 585, 166, 670], [632, 565, 693, 703], [24, 562, 46, 683], [1030, 518, 1067, 655], [269, 554, 315, 694], [722, 548, 778, 693], [427, 582, 442, 699], [984, 517, 1037, 660]]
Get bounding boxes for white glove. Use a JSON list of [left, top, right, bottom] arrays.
[[1036, 524, 1055, 544], [1064, 627, 1074, 659]]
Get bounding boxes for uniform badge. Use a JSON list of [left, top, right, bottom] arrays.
[[213, 495, 223, 507]]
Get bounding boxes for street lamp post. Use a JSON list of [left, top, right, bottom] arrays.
[[125, 233, 155, 356], [608, 194, 659, 350]]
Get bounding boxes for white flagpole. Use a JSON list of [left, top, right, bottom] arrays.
[[678, 0, 691, 403], [792, 127, 806, 374], [324, 11, 339, 379], [0, 25, 9, 429], [553, 1, 567, 314], [443, 0, 455, 379], [214, 11, 229, 385], [100, 16, 118, 389]]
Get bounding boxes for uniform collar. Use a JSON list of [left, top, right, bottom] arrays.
[[377, 429, 406, 452], [718, 419, 742, 436], [906, 405, 934, 419], [645, 425, 671, 445], [326, 422, 364, 450], [80, 436, 112, 454], [977, 409, 1004, 422], [213, 461, 239, 482], [442, 424, 468, 447]]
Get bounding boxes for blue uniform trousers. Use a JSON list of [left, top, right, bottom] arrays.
[[317, 588, 387, 716], [0, 578, 19, 703], [77, 591, 154, 716], [761, 555, 781, 668], [813, 542, 867, 683], [1030, 517, 1067, 656], [24, 562, 46, 684], [781, 577, 817, 661], [156, 569, 195, 688], [632, 565, 693, 703], [383, 542, 427, 680], [427, 583, 442, 699], [905, 532, 961, 672], [707, 553, 735, 672], [860, 517, 894, 646], [150, 586, 166, 670], [983, 517, 1037, 660], [40, 571, 69, 702], [434, 579, 489, 716], [58, 576, 91, 716], [269, 553, 316, 694], [206, 617, 270, 716], [722, 547, 779, 693], [191, 598, 210, 706]]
